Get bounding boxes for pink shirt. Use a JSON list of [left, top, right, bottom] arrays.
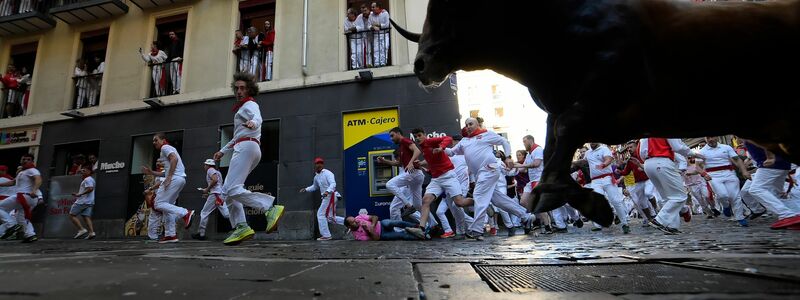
[[351, 215, 381, 241], [684, 164, 705, 186]]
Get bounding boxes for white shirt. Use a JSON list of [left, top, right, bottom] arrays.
[[368, 10, 390, 30], [700, 143, 738, 168], [220, 101, 262, 154], [93, 62, 105, 74], [526, 146, 545, 182], [15, 167, 41, 195], [585, 145, 613, 179], [445, 130, 512, 174], [344, 16, 365, 33], [206, 167, 223, 194], [450, 155, 470, 186], [306, 168, 337, 195], [75, 176, 96, 205], [675, 153, 688, 171], [0, 177, 14, 197], [160, 144, 186, 178], [141, 50, 168, 64], [637, 138, 693, 161]]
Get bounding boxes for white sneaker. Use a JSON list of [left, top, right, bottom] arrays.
[[84, 232, 96, 240], [73, 229, 88, 239]]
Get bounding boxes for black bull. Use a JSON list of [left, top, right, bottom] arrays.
[[393, 0, 800, 226]]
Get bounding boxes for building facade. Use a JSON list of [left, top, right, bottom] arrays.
[[0, 0, 460, 239]]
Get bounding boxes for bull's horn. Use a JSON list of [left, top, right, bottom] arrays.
[[390, 19, 420, 43]]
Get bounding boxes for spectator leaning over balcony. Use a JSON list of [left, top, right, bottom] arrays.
[[233, 30, 246, 73], [369, 2, 390, 67], [359, 3, 373, 67], [74, 60, 89, 109], [261, 21, 275, 81], [88, 56, 104, 107], [344, 8, 366, 69], [166, 31, 184, 94], [140, 42, 168, 97], [243, 27, 263, 80]]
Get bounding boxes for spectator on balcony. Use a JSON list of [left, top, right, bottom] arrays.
[[359, 3, 373, 67], [233, 30, 247, 73], [0, 0, 13, 16], [140, 42, 168, 97], [74, 60, 89, 109], [261, 21, 275, 81], [166, 31, 184, 95], [88, 153, 98, 172], [88, 56, 104, 107], [18, 0, 33, 13], [68, 154, 89, 176], [1, 64, 22, 117], [17, 66, 30, 115], [369, 2, 390, 67], [243, 27, 263, 80], [344, 8, 366, 70]]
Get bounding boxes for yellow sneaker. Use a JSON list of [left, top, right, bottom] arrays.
[[265, 205, 285, 233], [223, 224, 255, 246]]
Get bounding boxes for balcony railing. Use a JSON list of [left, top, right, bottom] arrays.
[[234, 46, 273, 82], [49, 0, 129, 25], [345, 28, 392, 71], [0, 0, 57, 36], [128, 0, 190, 11], [1, 85, 29, 119], [147, 61, 182, 98], [72, 73, 102, 109]]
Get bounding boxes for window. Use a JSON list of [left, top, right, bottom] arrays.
[[144, 14, 187, 98], [237, 0, 275, 81], [469, 110, 480, 118], [51, 140, 100, 177], [494, 107, 504, 118], [2, 42, 37, 118], [127, 131, 183, 218], [344, 0, 392, 70], [73, 28, 108, 109]]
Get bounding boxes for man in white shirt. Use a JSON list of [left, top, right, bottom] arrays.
[[344, 8, 366, 69], [585, 143, 630, 234], [0, 153, 43, 242], [368, 2, 391, 66], [300, 157, 345, 240], [142, 133, 195, 243], [699, 136, 751, 226], [193, 159, 231, 240], [69, 167, 97, 240]]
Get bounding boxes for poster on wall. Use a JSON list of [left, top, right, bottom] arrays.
[[343, 108, 399, 220], [44, 175, 83, 238]]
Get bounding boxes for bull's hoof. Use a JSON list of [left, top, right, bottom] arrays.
[[566, 189, 614, 227]]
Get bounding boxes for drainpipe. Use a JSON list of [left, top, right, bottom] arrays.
[[302, 0, 309, 76]]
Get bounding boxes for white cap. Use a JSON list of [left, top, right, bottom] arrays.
[[204, 159, 216, 166]]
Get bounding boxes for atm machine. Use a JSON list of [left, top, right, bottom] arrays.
[[367, 150, 398, 197]]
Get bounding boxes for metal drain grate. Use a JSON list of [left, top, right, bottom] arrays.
[[474, 263, 800, 294]]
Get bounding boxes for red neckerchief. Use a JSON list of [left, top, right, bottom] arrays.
[[375, 8, 385, 15], [21, 162, 35, 170], [234, 37, 242, 46], [159, 140, 169, 151], [464, 127, 487, 138], [150, 49, 159, 56], [530, 143, 541, 152], [232, 96, 254, 112]]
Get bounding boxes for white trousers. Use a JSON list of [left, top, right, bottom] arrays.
[[0, 195, 37, 237], [317, 193, 345, 238], [468, 167, 528, 234], [737, 179, 764, 214], [749, 168, 799, 219], [223, 141, 275, 226], [590, 176, 629, 227], [645, 158, 690, 229], [153, 176, 188, 219], [708, 170, 745, 220], [169, 61, 181, 94], [148, 209, 176, 239], [387, 170, 436, 227], [151, 65, 166, 96], [198, 193, 231, 235], [372, 31, 390, 66], [552, 204, 580, 229], [349, 37, 365, 69]]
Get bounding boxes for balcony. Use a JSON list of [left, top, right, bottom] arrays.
[[0, 0, 56, 36], [71, 73, 102, 109], [146, 61, 181, 98], [344, 28, 392, 70], [128, 0, 190, 10], [49, 0, 128, 25]]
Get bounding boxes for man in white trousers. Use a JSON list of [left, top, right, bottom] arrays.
[[583, 143, 631, 234], [193, 159, 231, 240], [445, 118, 534, 240], [300, 157, 345, 240], [142, 133, 195, 243], [700, 137, 751, 226], [742, 141, 800, 229], [0, 153, 42, 243], [639, 138, 701, 234], [214, 72, 284, 246], [378, 127, 438, 229]]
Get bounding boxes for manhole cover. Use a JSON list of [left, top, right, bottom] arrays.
[[474, 263, 800, 294]]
